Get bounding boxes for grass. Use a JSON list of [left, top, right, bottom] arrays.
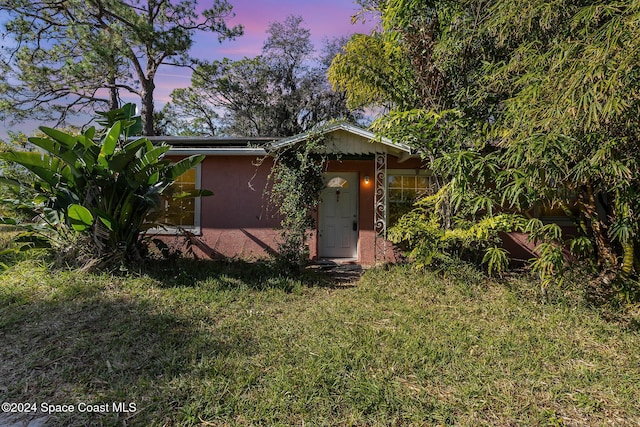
[[0, 253, 639, 426]]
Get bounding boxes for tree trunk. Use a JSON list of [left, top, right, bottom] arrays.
[[140, 80, 155, 136], [582, 184, 617, 267], [621, 240, 635, 278], [107, 54, 119, 110], [108, 74, 119, 111], [616, 197, 635, 278]]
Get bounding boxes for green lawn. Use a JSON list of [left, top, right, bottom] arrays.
[[1, 256, 639, 426]]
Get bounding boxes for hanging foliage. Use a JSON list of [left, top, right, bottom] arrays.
[[263, 127, 331, 273]]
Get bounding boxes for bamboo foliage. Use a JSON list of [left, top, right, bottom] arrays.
[[330, 0, 640, 286]]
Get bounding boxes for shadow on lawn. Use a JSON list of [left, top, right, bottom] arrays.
[[135, 257, 352, 290], [0, 256, 360, 425], [0, 286, 258, 426]]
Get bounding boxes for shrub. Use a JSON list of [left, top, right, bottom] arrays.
[[0, 104, 211, 268], [388, 187, 525, 276]]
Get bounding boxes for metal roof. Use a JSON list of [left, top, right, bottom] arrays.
[[146, 136, 278, 156]]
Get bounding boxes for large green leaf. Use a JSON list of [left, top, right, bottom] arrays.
[[0, 152, 68, 188], [139, 145, 171, 168], [93, 208, 115, 232], [67, 204, 94, 231], [84, 126, 96, 141], [107, 138, 147, 172], [96, 103, 141, 134], [28, 137, 82, 171], [102, 122, 121, 157], [130, 162, 164, 188], [115, 193, 136, 224], [147, 171, 160, 186], [30, 127, 100, 173], [38, 126, 79, 150], [169, 155, 205, 180], [128, 117, 143, 137], [97, 122, 122, 169]]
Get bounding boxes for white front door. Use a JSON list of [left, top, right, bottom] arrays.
[[318, 172, 358, 258]]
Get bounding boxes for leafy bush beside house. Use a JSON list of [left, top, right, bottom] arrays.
[[330, 1, 640, 298], [0, 105, 211, 268], [388, 186, 525, 275]]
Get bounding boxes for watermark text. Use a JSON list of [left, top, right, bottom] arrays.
[[2, 402, 137, 415]]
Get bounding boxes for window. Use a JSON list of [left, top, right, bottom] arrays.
[[152, 164, 202, 234], [527, 201, 578, 226], [387, 170, 432, 226]]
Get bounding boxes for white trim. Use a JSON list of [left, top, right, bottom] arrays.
[[194, 163, 202, 232], [271, 122, 414, 154], [386, 169, 433, 227], [158, 124, 415, 158]]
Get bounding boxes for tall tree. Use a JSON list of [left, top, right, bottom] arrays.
[[0, 0, 243, 135], [163, 15, 360, 137]]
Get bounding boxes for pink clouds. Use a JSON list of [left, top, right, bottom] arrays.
[[0, 1, 377, 137]]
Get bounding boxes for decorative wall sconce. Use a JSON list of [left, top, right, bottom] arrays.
[[364, 176, 370, 185]]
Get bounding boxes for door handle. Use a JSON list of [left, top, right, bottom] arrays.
[[352, 221, 358, 231]]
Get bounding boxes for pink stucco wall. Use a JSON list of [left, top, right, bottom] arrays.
[[164, 152, 572, 266], [193, 155, 282, 259], [200, 156, 279, 229], [165, 154, 423, 265]]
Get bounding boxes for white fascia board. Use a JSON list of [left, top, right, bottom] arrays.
[[167, 147, 268, 156]]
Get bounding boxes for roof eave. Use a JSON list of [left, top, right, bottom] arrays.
[[269, 122, 413, 154], [167, 147, 268, 156]]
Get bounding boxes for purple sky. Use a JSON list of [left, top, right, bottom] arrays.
[[151, 0, 376, 103], [0, 0, 376, 137]]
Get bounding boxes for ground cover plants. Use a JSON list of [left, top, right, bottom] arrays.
[[1, 249, 639, 426]]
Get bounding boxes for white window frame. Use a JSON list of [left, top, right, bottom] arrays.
[[386, 169, 432, 226]]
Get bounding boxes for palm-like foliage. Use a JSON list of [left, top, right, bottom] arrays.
[[0, 104, 210, 264]]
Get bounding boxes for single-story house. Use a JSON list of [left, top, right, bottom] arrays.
[[149, 123, 427, 265]]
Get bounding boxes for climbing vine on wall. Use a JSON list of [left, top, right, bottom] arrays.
[[263, 129, 330, 273]]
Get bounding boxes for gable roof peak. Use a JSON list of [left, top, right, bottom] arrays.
[[270, 122, 413, 155]]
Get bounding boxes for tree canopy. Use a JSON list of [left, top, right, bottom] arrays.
[[162, 15, 361, 137], [0, 0, 243, 135]]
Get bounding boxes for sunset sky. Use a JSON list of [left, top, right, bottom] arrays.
[[152, 0, 376, 103], [0, 0, 377, 137]]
